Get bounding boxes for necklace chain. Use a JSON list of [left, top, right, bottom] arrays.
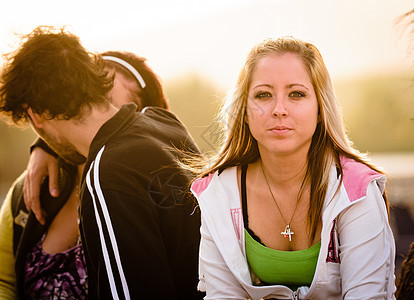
[[260, 160, 301, 241]]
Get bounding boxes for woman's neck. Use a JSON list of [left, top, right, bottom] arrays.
[[258, 150, 308, 188]]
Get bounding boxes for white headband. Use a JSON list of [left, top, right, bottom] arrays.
[[102, 55, 146, 89]]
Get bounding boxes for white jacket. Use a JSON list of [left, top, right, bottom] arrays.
[[191, 157, 396, 299]]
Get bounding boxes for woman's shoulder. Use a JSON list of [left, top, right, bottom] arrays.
[[191, 172, 216, 198], [339, 155, 386, 202], [191, 166, 238, 198]]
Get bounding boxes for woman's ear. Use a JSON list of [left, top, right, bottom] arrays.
[[27, 107, 45, 128]]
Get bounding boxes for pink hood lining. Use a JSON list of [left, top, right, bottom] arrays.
[[191, 172, 215, 197], [191, 157, 383, 203], [340, 156, 383, 202]]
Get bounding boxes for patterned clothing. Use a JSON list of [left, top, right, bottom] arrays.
[[24, 234, 87, 299], [0, 160, 82, 299]]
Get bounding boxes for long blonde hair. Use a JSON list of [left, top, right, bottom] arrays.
[[189, 37, 388, 240]]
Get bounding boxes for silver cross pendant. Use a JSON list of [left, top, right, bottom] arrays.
[[281, 225, 294, 241]]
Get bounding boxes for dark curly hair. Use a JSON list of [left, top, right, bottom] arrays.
[[101, 51, 169, 110], [396, 242, 414, 299], [0, 26, 113, 124]]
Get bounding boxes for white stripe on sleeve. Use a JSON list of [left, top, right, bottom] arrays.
[[86, 146, 131, 299]]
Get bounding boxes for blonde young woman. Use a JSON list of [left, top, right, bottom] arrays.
[[190, 37, 396, 299]]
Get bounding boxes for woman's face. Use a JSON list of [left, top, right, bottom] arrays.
[[246, 52, 319, 158], [107, 68, 142, 109]]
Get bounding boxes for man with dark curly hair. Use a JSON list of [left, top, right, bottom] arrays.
[[0, 26, 201, 299]]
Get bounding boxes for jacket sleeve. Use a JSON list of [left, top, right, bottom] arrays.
[[337, 181, 396, 299], [81, 164, 178, 299], [0, 185, 17, 299], [199, 214, 250, 299]]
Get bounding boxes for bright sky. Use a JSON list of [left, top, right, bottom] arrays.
[[0, 0, 413, 88]]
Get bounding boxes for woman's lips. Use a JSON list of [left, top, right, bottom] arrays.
[[269, 126, 291, 135]]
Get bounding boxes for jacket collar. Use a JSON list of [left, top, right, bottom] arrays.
[[82, 103, 137, 181]]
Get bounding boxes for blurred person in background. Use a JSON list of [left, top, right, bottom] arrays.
[[0, 26, 201, 299], [395, 242, 414, 299]]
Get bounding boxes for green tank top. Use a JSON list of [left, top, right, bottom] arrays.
[[245, 229, 321, 289]]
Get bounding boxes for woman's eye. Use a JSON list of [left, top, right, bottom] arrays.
[[289, 91, 305, 98], [254, 91, 272, 99]]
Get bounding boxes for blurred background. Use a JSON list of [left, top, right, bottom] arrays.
[[0, 0, 413, 276]]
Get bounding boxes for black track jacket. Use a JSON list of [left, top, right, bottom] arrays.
[[79, 103, 202, 299]]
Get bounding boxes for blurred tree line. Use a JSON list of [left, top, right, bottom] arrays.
[[165, 74, 224, 154], [335, 73, 414, 153], [0, 121, 35, 202], [0, 72, 413, 202]]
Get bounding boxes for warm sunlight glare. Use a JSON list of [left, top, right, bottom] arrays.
[[0, 0, 412, 88]]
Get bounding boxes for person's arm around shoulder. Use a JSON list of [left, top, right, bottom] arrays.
[[0, 182, 18, 299], [337, 180, 396, 299], [24, 142, 60, 225]]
